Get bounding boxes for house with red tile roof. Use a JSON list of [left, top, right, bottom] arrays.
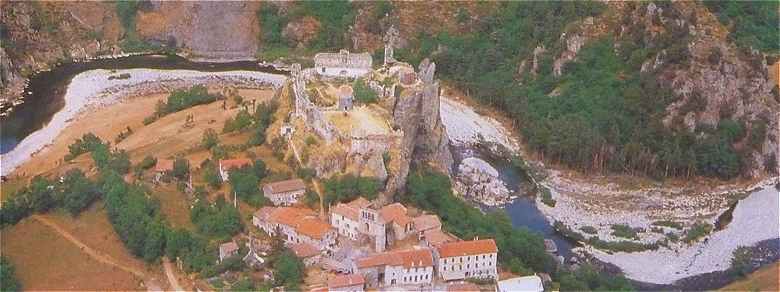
[[380, 203, 414, 241], [354, 248, 435, 288], [262, 178, 306, 206], [436, 239, 498, 281], [218, 158, 252, 181], [289, 242, 322, 267], [328, 274, 365, 292], [253, 207, 336, 251]]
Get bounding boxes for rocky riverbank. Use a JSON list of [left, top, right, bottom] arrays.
[[0, 68, 286, 176]]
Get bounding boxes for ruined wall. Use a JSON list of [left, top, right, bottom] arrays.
[[291, 64, 337, 143]]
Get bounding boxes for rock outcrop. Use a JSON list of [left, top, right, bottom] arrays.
[[454, 157, 511, 206], [386, 59, 454, 196]]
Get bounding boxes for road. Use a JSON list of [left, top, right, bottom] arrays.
[[33, 215, 164, 291], [163, 257, 184, 291]]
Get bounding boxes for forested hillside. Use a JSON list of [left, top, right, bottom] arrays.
[[253, 1, 779, 181]]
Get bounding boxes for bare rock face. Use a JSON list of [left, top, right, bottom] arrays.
[[136, 1, 261, 60], [454, 157, 511, 206], [385, 59, 454, 196]]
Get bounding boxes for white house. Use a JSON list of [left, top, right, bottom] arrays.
[[262, 178, 306, 206], [313, 49, 372, 78], [355, 248, 435, 288], [218, 158, 253, 181], [497, 275, 544, 292], [330, 197, 373, 240], [436, 239, 498, 281]]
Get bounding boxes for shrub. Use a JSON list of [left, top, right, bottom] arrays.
[[201, 129, 219, 150], [539, 187, 556, 207], [579, 226, 598, 234], [172, 158, 190, 181], [610, 224, 639, 240], [323, 175, 381, 206], [0, 256, 21, 292], [729, 246, 754, 277], [203, 162, 222, 189], [137, 156, 157, 171], [353, 78, 378, 104], [683, 221, 713, 243]]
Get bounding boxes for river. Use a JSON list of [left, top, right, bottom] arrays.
[[0, 54, 284, 154]]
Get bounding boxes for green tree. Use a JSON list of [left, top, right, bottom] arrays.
[[172, 158, 190, 181], [228, 167, 260, 202], [0, 257, 21, 292], [143, 217, 167, 262], [28, 176, 56, 213], [203, 162, 223, 189], [201, 128, 219, 150], [273, 250, 304, 290], [61, 169, 99, 216]]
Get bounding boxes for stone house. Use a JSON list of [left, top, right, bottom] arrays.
[[262, 178, 306, 206], [328, 274, 366, 292], [436, 239, 498, 281], [253, 207, 337, 251], [314, 49, 372, 78], [380, 203, 414, 241], [218, 241, 240, 263], [218, 158, 253, 181], [330, 197, 373, 241], [354, 248, 435, 288], [289, 242, 322, 267], [421, 229, 459, 248], [413, 214, 442, 240], [337, 85, 354, 111]]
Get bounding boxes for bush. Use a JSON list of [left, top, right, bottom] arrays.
[[683, 221, 713, 243], [353, 78, 378, 104], [172, 158, 190, 181], [61, 169, 100, 216], [323, 175, 381, 206], [579, 226, 597, 234], [539, 187, 556, 207], [203, 162, 222, 189], [223, 109, 253, 133], [201, 129, 219, 150], [190, 197, 242, 238], [147, 86, 217, 121], [137, 156, 157, 171], [729, 246, 754, 277], [0, 257, 21, 292], [610, 224, 638, 240]]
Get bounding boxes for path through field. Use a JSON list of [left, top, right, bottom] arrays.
[[32, 215, 164, 291]]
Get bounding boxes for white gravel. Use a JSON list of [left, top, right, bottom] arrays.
[[439, 96, 519, 152], [588, 185, 780, 284], [1, 68, 286, 176]]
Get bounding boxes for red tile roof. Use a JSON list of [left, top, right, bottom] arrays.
[[155, 159, 174, 172], [447, 282, 481, 292], [356, 249, 434, 269], [424, 229, 458, 247], [413, 214, 442, 232], [330, 197, 372, 221], [261, 207, 332, 240], [380, 203, 412, 226], [289, 242, 320, 258], [219, 158, 252, 170], [437, 239, 498, 258], [264, 179, 306, 194], [328, 274, 365, 289]]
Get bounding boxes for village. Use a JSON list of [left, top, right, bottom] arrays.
[[192, 28, 547, 291]]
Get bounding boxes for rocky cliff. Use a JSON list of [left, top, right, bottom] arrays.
[[386, 59, 454, 196]]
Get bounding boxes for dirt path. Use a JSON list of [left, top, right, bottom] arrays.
[[32, 215, 163, 291], [163, 257, 184, 291]]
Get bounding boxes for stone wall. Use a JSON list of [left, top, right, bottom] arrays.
[[291, 64, 337, 142]]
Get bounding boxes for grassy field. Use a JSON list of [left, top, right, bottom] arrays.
[[720, 262, 779, 291], [1, 215, 142, 291]]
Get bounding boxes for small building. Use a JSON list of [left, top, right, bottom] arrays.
[[314, 49, 373, 78], [436, 239, 498, 282], [218, 158, 253, 181], [354, 248, 435, 288], [262, 179, 306, 206], [154, 159, 174, 182], [337, 85, 354, 111], [421, 229, 458, 248], [219, 241, 240, 263], [380, 203, 414, 241], [253, 207, 337, 251], [330, 197, 373, 241], [289, 242, 322, 267], [413, 214, 442, 239], [328, 274, 366, 292], [496, 275, 543, 292]]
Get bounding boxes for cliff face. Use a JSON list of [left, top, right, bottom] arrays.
[[135, 1, 261, 60], [386, 59, 454, 195], [0, 1, 124, 106]]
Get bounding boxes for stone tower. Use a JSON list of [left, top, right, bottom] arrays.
[[383, 26, 399, 66]]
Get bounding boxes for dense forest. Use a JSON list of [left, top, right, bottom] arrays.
[[390, 1, 777, 180]]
